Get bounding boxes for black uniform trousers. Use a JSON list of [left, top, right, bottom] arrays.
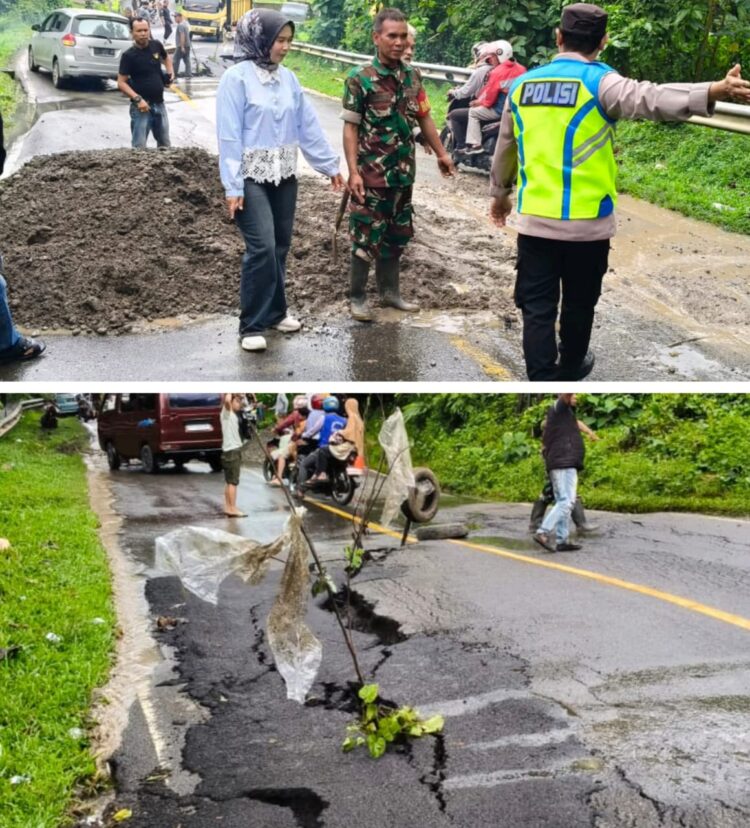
[[514, 234, 610, 381]]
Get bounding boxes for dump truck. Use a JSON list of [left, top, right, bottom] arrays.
[[182, 0, 253, 41]]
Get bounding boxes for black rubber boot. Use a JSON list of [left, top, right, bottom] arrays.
[[572, 498, 599, 533], [376, 257, 419, 312], [529, 497, 547, 532], [350, 256, 373, 322]]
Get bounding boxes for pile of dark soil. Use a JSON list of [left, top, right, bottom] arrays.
[[0, 148, 516, 334]]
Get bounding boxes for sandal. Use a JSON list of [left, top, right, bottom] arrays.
[[0, 336, 46, 364]]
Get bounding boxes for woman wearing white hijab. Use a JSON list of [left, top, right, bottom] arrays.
[[217, 9, 345, 352]]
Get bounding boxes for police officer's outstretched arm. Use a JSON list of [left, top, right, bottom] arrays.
[[710, 64, 750, 104]]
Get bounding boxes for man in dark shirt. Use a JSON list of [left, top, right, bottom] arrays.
[[117, 18, 174, 148], [534, 393, 587, 553], [0, 112, 46, 364]]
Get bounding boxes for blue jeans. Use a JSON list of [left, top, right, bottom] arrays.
[[0, 264, 21, 354], [234, 176, 298, 334], [539, 468, 578, 544], [130, 102, 171, 149]]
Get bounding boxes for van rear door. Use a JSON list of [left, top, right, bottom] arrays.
[[160, 393, 223, 452]]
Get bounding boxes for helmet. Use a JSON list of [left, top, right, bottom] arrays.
[[292, 395, 307, 410], [481, 39, 513, 64], [310, 394, 326, 410], [471, 41, 487, 61], [322, 396, 340, 413]]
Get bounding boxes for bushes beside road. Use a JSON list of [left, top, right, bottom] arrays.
[[0, 414, 115, 828]]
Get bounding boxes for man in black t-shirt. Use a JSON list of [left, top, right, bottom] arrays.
[[117, 18, 174, 148]]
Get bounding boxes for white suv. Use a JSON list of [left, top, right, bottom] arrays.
[[29, 8, 132, 88]]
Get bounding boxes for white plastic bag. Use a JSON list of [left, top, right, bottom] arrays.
[[154, 512, 322, 704], [378, 408, 415, 527]]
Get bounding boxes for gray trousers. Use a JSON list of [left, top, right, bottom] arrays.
[[173, 47, 191, 77]]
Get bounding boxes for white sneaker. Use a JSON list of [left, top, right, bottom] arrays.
[[273, 316, 302, 333], [241, 335, 267, 351]]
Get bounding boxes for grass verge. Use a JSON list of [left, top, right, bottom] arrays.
[[0, 20, 29, 129], [615, 119, 750, 236], [0, 413, 115, 828]]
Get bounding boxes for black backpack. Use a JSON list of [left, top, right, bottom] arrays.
[[237, 409, 252, 441]]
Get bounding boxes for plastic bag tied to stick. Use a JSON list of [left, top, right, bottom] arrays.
[[378, 408, 415, 527], [154, 509, 321, 703]]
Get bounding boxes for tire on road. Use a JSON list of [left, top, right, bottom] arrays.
[[208, 456, 223, 473], [28, 47, 40, 73], [140, 443, 159, 474], [106, 442, 121, 471], [401, 467, 440, 523], [331, 469, 355, 506], [262, 457, 275, 482], [52, 59, 66, 89]]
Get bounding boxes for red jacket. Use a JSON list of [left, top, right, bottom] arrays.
[[475, 60, 527, 110]]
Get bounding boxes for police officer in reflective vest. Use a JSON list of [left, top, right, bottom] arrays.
[[490, 3, 750, 381]]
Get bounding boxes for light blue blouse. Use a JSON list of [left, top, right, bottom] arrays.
[[216, 60, 340, 196]]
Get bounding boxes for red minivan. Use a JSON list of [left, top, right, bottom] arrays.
[[97, 392, 223, 473]]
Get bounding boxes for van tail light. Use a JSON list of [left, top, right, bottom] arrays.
[[61, 33, 76, 47]]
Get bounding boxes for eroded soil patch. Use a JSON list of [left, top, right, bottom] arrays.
[[0, 148, 516, 334]]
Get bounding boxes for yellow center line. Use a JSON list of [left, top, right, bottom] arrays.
[[169, 84, 197, 108], [449, 336, 514, 380], [304, 497, 750, 633]]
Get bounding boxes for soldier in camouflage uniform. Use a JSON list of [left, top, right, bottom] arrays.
[[341, 7, 455, 322]]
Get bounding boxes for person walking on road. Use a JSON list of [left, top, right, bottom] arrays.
[[117, 18, 174, 148], [221, 393, 247, 517], [534, 393, 588, 553], [530, 411, 599, 534], [161, 1, 173, 43], [0, 112, 46, 366], [217, 9, 345, 353], [341, 7, 455, 322], [173, 11, 191, 78], [490, 3, 750, 381]]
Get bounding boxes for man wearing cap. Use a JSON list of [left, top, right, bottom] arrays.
[[490, 3, 750, 381]]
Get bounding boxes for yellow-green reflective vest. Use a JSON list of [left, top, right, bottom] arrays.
[[508, 59, 617, 220]]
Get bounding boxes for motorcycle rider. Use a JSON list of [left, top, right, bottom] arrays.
[[446, 44, 501, 153], [297, 396, 346, 488], [269, 394, 308, 485], [463, 41, 525, 154], [311, 397, 364, 483]]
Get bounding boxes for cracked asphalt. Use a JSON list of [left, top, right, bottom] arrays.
[[84, 443, 750, 828]]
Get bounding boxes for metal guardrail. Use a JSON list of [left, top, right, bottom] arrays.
[[291, 42, 472, 83], [0, 399, 23, 438], [291, 42, 750, 134]]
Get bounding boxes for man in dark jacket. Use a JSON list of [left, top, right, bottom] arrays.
[[534, 393, 587, 553], [0, 112, 46, 365]]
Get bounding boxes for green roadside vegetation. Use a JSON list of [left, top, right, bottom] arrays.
[[364, 394, 750, 517], [615, 120, 750, 236], [0, 20, 27, 122], [0, 413, 115, 828]]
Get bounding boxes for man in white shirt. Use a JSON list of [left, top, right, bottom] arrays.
[[221, 394, 246, 517]]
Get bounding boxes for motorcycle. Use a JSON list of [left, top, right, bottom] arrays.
[[439, 94, 502, 174], [297, 447, 361, 507]]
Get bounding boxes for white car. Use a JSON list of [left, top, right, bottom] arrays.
[[29, 8, 132, 88]]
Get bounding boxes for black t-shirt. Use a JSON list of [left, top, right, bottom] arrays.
[[119, 39, 167, 103]]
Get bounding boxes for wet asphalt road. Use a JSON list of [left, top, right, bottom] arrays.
[[4, 38, 750, 382], [92, 445, 750, 827]]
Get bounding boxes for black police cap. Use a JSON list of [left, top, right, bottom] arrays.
[[560, 3, 608, 38]]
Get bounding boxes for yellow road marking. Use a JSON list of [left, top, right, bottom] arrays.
[[305, 497, 750, 633], [169, 84, 197, 108], [449, 336, 513, 380]]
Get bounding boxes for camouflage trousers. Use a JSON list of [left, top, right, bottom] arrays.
[[349, 186, 414, 262]]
